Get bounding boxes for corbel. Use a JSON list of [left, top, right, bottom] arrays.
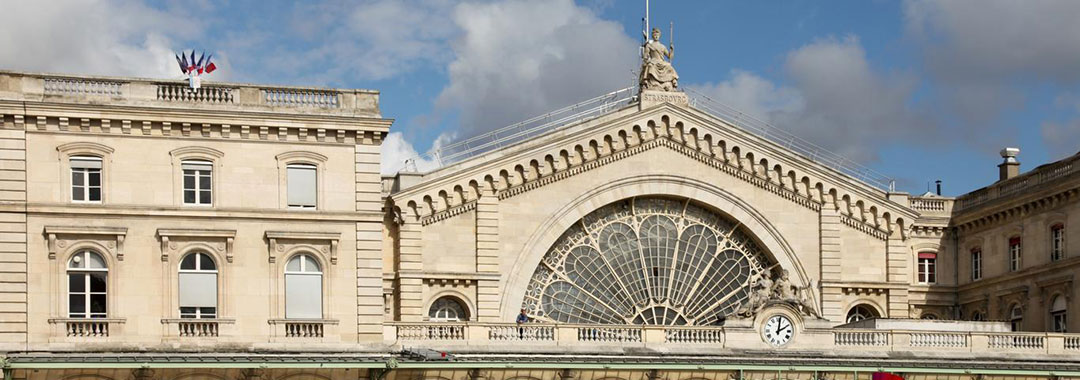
[[36, 116, 46, 131], [162, 121, 172, 136], [181, 122, 191, 136], [259, 126, 268, 140], [79, 118, 90, 132], [12, 114, 23, 129], [316, 128, 326, 142], [241, 125, 250, 139], [201, 123, 211, 137], [298, 128, 308, 141], [101, 119, 111, 133], [277, 126, 287, 141], [58, 117, 69, 131], [221, 124, 231, 138], [141, 121, 152, 135], [121, 120, 131, 134]]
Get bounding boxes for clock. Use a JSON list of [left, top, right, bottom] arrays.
[[762, 314, 794, 346]]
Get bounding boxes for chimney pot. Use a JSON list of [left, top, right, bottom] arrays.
[[998, 147, 1020, 181]]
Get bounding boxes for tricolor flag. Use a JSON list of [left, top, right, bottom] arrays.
[[204, 54, 216, 74], [196, 52, 205, 74], [188, 51, 197, 73], [175, 54, 187, 74], [872, 372, 903, 380]]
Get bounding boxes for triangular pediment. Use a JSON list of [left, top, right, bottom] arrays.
[[390, 99, 917, 237]]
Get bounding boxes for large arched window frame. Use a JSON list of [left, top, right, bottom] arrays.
[[169, 146, 224, 207], [275, 151, 328, 210], [427, 295, 470, 322], [178, 252, 218, 319], [67, 250, 108, 318], [845, 303, 881, 323], [57, 142, 114, 205], [283, 253, 324, 319]]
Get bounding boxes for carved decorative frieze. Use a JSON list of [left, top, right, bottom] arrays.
[[265, 231, 340, 264], [156, 229, 236, 263], [44, 226, 127, 261]]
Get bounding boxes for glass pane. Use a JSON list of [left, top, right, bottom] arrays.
[[201, 307, 217, 318], [199, 254, 216, 270], [69, 294, 85, 314], [86, 252, 106, 268], [180, 306, 196, 318], [68, 253, 85, 269], [88, 171, 101, 186], [88, 187, 101, 201], [90, 294, 107, 313], [69, 273, 85, 292], [199, 174, 211, 189], [72, 171, 84, 186], [183, 173, 195, 189], [304, 255, 320, 272], [180, 254, 197, 270], [72, 186, 84, 201], [184, 190, 195, 204], [89, 272, 106, 292], [286, 256, 302, 272], [200, 190, 212, 204]]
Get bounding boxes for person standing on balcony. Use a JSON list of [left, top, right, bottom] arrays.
[[516, 308, 529, 339]]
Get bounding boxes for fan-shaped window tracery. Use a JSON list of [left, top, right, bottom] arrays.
[[522, 197, 773, 325]]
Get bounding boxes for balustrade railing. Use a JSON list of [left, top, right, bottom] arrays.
[[43, 77, 124, 96], [397, 323, 467, 341], [955, 154, 1079, 212], [988, 334, 1045, 349], [909, 332, 968, 348], [909, 197, 951, 213], [665, 326, 724, 344], [285, 322, 324, 338], [833, 331, 890, 346], [177, 320, 219, 337], [1066, 336, 1080, 350], [263, 88, 340, 108], [576, 326, 643, 343], [66, 320, 109, 337], [488, 324, 555, 341], [157, 84, 235, 104]]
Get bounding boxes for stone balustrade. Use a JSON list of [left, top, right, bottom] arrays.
[[908, 196, 953, 216], [955, 153, 1079, 212], [385, 322, 1080, 358], [0, 70, 380, 117]]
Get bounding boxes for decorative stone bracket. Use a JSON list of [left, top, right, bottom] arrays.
[[265, 231, 340, 264], [44, 226, 127, 261], [156, 229, 236, 263]]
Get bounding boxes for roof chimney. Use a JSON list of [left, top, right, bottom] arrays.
[[998, 147, 1020, 181]]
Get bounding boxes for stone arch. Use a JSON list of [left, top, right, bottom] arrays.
[[500, 174, 814, 319], [425, 289, 474, 322]]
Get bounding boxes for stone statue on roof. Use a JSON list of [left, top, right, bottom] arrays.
[[640, 27, 679, 92]]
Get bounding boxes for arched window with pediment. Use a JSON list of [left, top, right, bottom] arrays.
[[846, 304, 880, 323], [285, 254, 322, 319], [1010, 304, 1024, 331], [179, 252, 218, 319], [67, 250, 108, 318], [428, 296, 469, 322]]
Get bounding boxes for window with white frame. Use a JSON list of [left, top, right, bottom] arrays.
[[1009, 237, 1022, 272], [70, 156, 102, 203], [286, 163, 317, 209], [181, 160, 213, 205], [1052, 224, 1065, 262], [179, 252, 217, 319], [428, 296, 468, 322], [845, 304, 879, 323], [971, 248, 982, 281], [67, 250, 107, 318], [1010, 304, 1023, 331], [285, 254, 322, 319], [1051, 295, 1067, 333], [917, 252, 936, 284]]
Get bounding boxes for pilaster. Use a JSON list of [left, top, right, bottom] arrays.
[[354, 143, 384, 339], [886, 229, 910, 317], [475, 185, 501, 321], [819, 208, 843, 321], [0, 126, 26, 349], [397, 214, 424, 321]]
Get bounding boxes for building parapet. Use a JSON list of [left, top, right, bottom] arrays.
[[0, 70, 382, 118], [385, 322, 1080, 359], [955, 152, 1079, 213]]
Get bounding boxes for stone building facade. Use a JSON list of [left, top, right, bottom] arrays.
[[0, 71, 1078, 378]]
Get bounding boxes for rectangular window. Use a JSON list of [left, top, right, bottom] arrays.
[[178, 272, 217, 318], [286, 164, 317, 209], [1009, 237, 1022, 272], [1052, 224, 1065, 261], [285, 274, 322, 319], [70, 156, 102, 202], [1053, 311, 1067, 333], [917, 252, 936, 284], [68, 272, 107, 318], [971, 248, 982, 281], [182, 160, 213, 205]]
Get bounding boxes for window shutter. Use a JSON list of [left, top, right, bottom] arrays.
[[179, 272, 217, 308], [71, 157, 102, 169], [1009, 237, 1021, 246], [181, 161, 213, 171], [287, 165, 317, 207], [918, 252, 937, 259], [285, 274, 322, 319]]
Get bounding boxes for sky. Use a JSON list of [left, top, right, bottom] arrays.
[[2, 0, 1078, 196]]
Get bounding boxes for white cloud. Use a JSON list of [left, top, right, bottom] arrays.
[[381, 132, 453, 175], [436, 0, 639, 136], [691, 37, 932, 162], [1040, 120, 1080, 160], [0, 1, 197, 79]]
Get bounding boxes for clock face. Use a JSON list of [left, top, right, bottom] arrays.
[[763, 314, 794, 346]]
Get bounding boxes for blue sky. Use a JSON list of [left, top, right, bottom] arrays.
[[3, 0, 1078, 196]]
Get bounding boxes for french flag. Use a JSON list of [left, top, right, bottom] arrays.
[[187, 51, 197, 74], [175, 54, 187, 74], [204, 54, 216, 74]]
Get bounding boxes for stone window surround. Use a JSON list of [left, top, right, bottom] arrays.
[[44, 226, 127, 323], [266, 231, 340, 322], [157, 229, 236, 320], [56, 142, 114, 205], [1047, 217, 1066, 261], [275, 151, 328, 211], [912, 243, 941, 285], [424, 289, 475, 322], [169, 146, 224, 208]]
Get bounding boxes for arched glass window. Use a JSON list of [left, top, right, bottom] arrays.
[[1010, 304, 1023, 331], [920, 313, 939, 320], [179, 252, 217, 319], [1051, 296, 1067, 333], [428, 296, 468, 322], [67, 251, 107, 318], [970, 310, 985, 321], [285, 254, 322, 319], [846, 304, 879, 323]]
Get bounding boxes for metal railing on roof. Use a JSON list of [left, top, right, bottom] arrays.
[[418, 86, 638, 168], [684, 88, 895, 191]]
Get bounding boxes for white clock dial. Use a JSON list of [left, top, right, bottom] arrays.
[[762, 314, 794, 346]]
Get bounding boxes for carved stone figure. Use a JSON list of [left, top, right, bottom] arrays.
[[772, 270, 821, 318], [640, 28, 679, 92], [734, 271, 773, 317], [734, 269, 821, 319]]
